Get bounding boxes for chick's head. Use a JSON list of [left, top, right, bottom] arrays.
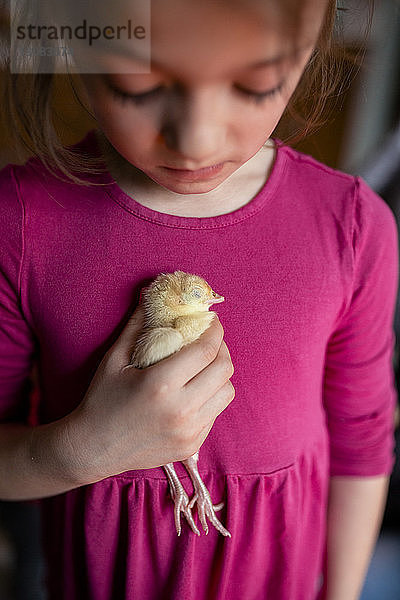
[[144, 271, 224, 323], [175, 271, 224, 313]]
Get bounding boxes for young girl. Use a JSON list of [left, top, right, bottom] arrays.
[[0, 1, 398, 599]]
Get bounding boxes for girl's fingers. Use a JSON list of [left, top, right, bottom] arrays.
[[184, 340, 234, 400], [196, 380, 236, 438], [149, 315, 225, 389], [198, 380, 236, 427]]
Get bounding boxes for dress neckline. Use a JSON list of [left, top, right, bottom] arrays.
[[76, 129, 286, 230]]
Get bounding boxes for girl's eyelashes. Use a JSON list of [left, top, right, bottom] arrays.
[[107, 81, 285, 106], [108, 84, 164, 105], [235, 81, 285, 104]]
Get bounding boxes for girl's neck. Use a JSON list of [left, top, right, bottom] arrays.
[[96, 130, 276, 218]]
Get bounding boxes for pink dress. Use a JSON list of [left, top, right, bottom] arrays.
[[0, 130, 398, 599]]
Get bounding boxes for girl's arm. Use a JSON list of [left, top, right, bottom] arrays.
[[0, 419, 93, 500], [321, 181, 398, 598], [0, 307, 235, 501], [321, 475, 389, 600]]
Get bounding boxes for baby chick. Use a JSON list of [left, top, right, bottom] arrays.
[[130, 271, 231, 538]]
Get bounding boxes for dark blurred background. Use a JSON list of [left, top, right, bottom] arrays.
[[0, 0, 400, 598]]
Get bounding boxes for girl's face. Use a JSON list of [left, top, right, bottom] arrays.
[[80, 0, 328, 195]]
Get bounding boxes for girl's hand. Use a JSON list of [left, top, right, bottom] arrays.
[[67, 302, 235, 484]]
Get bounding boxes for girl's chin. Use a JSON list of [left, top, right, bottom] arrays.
[[152, 177, 226, 195], [147, 164, 231, 193]]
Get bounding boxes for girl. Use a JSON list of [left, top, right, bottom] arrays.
[[0, 1, 398, 599]]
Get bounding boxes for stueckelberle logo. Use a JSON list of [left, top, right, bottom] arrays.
[[10, 0, 151, 74]]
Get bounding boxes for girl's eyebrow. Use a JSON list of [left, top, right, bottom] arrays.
[[249, 55, 286, 69], [100, 45, 303, 76], [249, 44, 309, 69], [149, 53, 289, 72]]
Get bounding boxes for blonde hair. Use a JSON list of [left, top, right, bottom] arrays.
[[1, 0, 374, 187]]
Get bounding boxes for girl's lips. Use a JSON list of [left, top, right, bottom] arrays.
[[161, 162, 226, 181]]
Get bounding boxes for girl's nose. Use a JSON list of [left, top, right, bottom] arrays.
[[159, 88, 225, 163]]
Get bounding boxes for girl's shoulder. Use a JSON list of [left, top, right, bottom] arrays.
[[0, 160, 28, 235], [276, 140, 356, 188], [0, 130, 103, 219], [0, 154, 47, 195], [0, 156, 67, 227], [0, 129, 100, 195], [275, 140, 397, 231]]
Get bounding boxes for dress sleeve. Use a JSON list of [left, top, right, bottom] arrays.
[[323, 177, 399, 476], [0, 164, 37, 423]]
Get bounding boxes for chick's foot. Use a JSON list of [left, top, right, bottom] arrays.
[[163, 462, 200, 536], [182, 452, 231, 538]]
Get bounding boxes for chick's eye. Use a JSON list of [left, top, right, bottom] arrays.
[[192, 288, 202, 299]]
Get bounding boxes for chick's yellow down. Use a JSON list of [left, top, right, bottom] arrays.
[[130, 271, 231, 538]]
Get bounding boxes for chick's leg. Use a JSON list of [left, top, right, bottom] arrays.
[[163, 463, 200, 536], [182, 451, 231, 537]]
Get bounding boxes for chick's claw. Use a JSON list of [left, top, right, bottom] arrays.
[[163, 462, 200, 536], [173, 487, 200, 537], [183, 452, 231, 538], [188, 496, 224, 512], [188, 487, 231, 537]]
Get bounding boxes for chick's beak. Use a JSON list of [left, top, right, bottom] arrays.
[[207, 291, 224, 305]]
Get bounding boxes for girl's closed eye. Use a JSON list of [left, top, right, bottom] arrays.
[[108, 84, 165, 106], [106, 80, 285, 107], [235, 81, 285, 104]]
